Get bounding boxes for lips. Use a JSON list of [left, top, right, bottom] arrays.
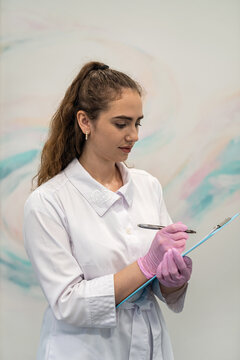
[[119, 146, 132, 153]]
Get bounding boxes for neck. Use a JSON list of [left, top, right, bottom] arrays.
[[79, 149, 122, 189]]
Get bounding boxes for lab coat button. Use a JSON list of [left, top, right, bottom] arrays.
[[126, 228, 132, 235]]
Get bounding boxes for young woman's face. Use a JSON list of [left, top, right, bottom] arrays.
[[88, 88, 143, 162]]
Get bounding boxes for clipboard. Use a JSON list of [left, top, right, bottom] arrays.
[[116, 212, 239, 308]]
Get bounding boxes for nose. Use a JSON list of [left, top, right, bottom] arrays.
[[125, 125, 139, 143]]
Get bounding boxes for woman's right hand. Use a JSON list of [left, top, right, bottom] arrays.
[[137, 223, 188, 279]]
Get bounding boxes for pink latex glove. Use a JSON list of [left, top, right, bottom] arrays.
[[137, 223, 188, 279], [156, 248, 192, 288]]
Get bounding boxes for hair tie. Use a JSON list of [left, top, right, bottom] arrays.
[[99, 65, 109, 70], [92, 64, 109, 71]]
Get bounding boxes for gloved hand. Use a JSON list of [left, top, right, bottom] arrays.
[[137, 223, 189, 279], [156, 248, 192, 288]]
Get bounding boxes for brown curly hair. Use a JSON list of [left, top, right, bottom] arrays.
[[33, 61, 142, 188]]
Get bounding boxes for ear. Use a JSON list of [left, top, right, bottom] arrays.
[[76, 110, 91, 135]]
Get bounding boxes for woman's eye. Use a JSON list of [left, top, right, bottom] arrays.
[[115, 124, 126, 128], [115, 122, 142, 129]]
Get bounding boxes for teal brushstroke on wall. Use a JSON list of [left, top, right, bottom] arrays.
[[0, 149, 39, 180], [134, 130, 173, 154], [186, 138, 240, 216], [0, 249, 38, 289], [2, 171, 32, 198]]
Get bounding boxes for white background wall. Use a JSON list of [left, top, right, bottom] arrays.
[[0, 0, 239, 359]]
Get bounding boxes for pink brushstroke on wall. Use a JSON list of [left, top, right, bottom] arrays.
[[181, 161, 218, 199]]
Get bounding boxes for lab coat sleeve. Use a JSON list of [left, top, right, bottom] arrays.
[[150, 177, 189, 313], [152, 278, 188, 313], [23, 191, 116, 328]]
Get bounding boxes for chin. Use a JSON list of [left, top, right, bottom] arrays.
[[119, 153, 129, 160], [108, 150, 128, 163]]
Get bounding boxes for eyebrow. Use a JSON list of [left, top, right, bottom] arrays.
[[111, 115, 144, 121]]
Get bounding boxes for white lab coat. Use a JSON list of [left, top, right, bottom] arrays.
[[23, 158, 188, 360]]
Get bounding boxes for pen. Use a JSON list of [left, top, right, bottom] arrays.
[[137, 224, 196, 233]]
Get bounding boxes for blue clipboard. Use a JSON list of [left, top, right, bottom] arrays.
[[116, 212, 240, 308]]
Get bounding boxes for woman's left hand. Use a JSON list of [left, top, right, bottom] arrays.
[[156, 248, 192, 288]]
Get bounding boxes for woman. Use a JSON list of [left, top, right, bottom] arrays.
[[24, 61, 192, 360]]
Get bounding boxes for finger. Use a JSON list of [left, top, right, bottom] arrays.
[[172, 249, 191, 279], [166, 250, 182, 281], [171, 232, 189, 241], [163, 223, 188, 234], [160, 252, 171, 278], [156, 262, 165, 282], [157, 253, 174, 285], [183, 256, 192, 269], [159, 272, 178, 287], [157, 251, 184, 286], [161, 250, 182, 284], [173, 240, 186, 252], [171, 248, 187, 270], [157, 259, 184, 287], [182, 257, 192, 279]]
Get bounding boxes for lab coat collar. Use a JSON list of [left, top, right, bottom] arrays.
[[64, 158, 133, 216]]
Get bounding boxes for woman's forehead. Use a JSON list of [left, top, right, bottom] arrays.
[[106, 89, 142, 115]]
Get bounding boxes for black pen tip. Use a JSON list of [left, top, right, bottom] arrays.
[[186, 229, 196, 234]]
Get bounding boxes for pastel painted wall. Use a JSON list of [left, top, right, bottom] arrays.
[[0, 0, 239, 359]]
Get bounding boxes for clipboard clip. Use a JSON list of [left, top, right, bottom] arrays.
[[211, 217, 232, 232]]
